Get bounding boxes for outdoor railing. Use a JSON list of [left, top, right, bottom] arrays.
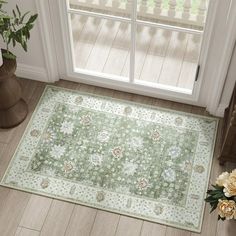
[[69, 0, 209, 29]]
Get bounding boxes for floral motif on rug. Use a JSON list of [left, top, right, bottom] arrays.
[[0, 86, 218, 232]]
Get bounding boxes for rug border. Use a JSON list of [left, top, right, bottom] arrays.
[[45, 85, 219, 121], [0, 85, 219, 233]]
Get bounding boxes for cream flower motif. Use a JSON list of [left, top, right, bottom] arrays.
[[50, 145, 66, 160], [97, 131, 110, 142], [90, 154, 103, 166], [96, 191, 105, 202], [42, 131, 55, 143], [151, 130, 160, 141], [216, 172, 229, 187], [137, 178, 149, 190], [161, 168, 176, 182], [223, 170, 236, 197], [175, 117, 183, 125], [63, 161, 74, 173], [111, 147, 123, 159], [217, 199, 236, 220], [41, 178, 50, 189], [124, 106, 132, 115], [194, 165, 205, 174], [168, 146, 181, 158], [75, 96, 83, 104], [80, 115, 92, 126], [154, 205, 164, 215], [60, 120, 74, 135], [30, 129, 40, 137], [123, 162, 137, 176]]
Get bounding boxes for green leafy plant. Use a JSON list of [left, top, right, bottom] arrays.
[[0, 0, 38, 60]]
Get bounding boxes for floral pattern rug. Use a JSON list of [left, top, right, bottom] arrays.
[[1, 86, 218, 232]]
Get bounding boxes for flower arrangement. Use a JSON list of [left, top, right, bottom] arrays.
[[205, 169, 236, 220]]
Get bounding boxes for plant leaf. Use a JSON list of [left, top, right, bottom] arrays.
[[12, 9, 16, 18], [27, 14, 38, 24], [16, 5, 21, 17], [20, 11, 29, 24]]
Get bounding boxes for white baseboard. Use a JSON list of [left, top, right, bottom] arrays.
[[215, 103, 228, 117], [16, 63, 49, 82]]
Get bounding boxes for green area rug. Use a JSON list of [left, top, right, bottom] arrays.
[[1, 86, 218, 232]]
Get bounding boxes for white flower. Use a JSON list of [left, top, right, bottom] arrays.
[[90, 154, 103, 166], [50, 145, 66, 159], [168, 146, 181, 158], [222, 170, 236, 197], [123, 162, 137, 175], [161, 168, 176, 182], [128, 137, 143, 149], [60, 121, 74, 135], [97, 131, 110, 142], [216, 172, 229, 186], [42, 131, 55, 143]]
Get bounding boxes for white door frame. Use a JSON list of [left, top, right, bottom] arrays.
[[202, 0, 236, 116], [36, 0, 236, 116]]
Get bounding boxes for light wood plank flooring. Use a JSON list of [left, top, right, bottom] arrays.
[[71, 15, 201, 90], [0, 79, 236, 236]]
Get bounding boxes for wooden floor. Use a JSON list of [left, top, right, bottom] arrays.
[[0, 79, 236, 236], [71, 15, 201, 90]]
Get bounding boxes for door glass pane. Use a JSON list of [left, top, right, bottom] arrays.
[[70, 14, 131, 78], [69, 0, 131, 19], [134, 0, 208, 92], [134, 24, 201, 91]]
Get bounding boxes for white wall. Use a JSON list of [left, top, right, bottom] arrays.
[[0, 0, 48, 80]]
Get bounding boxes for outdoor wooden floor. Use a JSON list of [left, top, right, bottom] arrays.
[[0, 79, 236, 236], [72, 15, 201, 90]]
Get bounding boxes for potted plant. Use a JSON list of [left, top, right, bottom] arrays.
[[0, 0, 38, 128]]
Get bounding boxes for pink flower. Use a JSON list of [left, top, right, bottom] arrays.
[[112, 147, 123, 158]]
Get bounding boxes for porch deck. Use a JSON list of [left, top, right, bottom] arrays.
[[72, 16, 201, 90]]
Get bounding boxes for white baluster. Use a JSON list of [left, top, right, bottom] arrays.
[[197, 0, 207, 23], [126, 0, 132, 11], [154, 0, 162, 15], [168, 0, 177, 17], [140, 0, 148, 13], [99, 0, 107, 7], [182, 0, 191, 20], [112, 0, 120, 9]]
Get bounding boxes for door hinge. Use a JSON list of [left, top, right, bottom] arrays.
[[195, 65, 200, 82]]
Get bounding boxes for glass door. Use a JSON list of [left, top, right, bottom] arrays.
[[63, 0, 210, 102], [68, 0, 132, 81]]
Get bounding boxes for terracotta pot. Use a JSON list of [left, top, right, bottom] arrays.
[[0, 49, 28, 128]]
